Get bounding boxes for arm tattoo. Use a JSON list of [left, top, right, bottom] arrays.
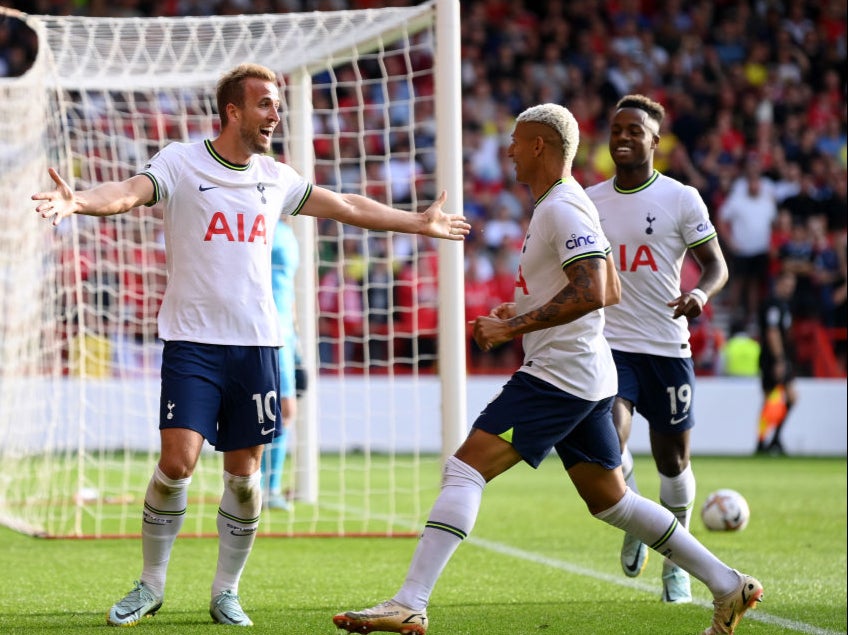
[[563, 258, 601, 304], [507, 257, 603, 330]]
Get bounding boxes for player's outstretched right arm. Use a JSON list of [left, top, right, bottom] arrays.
[[32, 167, 154, 226]]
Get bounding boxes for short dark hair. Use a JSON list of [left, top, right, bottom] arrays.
[[216, 63, 277, 126], [615, 94, 665, 129]]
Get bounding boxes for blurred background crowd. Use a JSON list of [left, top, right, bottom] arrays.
[[2, 0, 846, 378]]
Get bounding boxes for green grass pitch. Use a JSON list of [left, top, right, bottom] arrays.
[[0, 454, 845, 634]]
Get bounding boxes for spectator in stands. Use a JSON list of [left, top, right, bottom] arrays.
[[810, 215, 844, 328], [781, 171, 826, 225], [395, 241, 440, 370], [718, 321, 761, 378], [768, 208, 794, 278], [719, 153, 778, 328], [364, 238, 394, 368], [780, 214, 817, 288], [481, 203, 523, 255], [317, 261, 364, 367], [464, 249, 497, 371], [820, 170, 847, 234], [828, 232, 848, 373]]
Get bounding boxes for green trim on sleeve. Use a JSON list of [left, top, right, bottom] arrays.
[[561, 251, 607, 270], [290, 183, 313, 216], [139, 172, 159, 206], [687, 232, 718, 250]]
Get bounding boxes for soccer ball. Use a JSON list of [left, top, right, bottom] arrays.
[[700, 489, 750, 531]]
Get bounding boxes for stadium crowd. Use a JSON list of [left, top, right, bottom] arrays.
[[3, 0, 846, 377]]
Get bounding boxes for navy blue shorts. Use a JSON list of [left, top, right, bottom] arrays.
[[612, 350, 696, 433], [159, 341, 281, 451], [472, 372, 620, 471]]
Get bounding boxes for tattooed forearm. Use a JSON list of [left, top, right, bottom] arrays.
[[505, 257, 605, 333]]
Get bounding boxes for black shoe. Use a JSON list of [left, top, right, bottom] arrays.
[[768, 439, 786, 456]]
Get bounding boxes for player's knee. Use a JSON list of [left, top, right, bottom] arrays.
[[157, 460, 194, 482]]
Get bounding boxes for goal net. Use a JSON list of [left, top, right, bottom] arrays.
[[0, 1, 467, 538]]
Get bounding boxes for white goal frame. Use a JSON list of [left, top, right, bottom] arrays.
[[0, 0, 466, 538]]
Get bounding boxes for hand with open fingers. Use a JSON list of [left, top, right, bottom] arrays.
[[32, 167, 76, 226], [422, 190, 471, 241]]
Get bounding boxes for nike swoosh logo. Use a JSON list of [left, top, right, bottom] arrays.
[[114, 600, 161, 621], [217, 608, 241, 622], [261, 427, 275, 435], [670, 414, 688, 425], [115, 610, 137, 620], [199, 184, 218, 192], [724, 608, 736, 628], [624, 552, 642, 574]]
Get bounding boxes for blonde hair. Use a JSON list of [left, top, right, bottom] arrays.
[[216, 63, 277, 126], [516, 103, 579, 166]]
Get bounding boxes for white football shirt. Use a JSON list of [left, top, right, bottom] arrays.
[[515, 178, 617, 401], [141, 140, 311, 346], [586, 170, 716, 357]]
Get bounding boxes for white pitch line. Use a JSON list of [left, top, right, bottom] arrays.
[[468, 536, 844, 635], [321, 502, 843, 635]]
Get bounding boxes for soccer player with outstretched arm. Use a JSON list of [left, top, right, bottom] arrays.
[[32, 62, 469, 628]]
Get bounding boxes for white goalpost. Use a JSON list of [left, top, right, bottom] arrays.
[[0, 0, 466, 538]]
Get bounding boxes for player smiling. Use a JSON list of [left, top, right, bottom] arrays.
[[32, 62, 469, 628], [586, 94, 729, 603]]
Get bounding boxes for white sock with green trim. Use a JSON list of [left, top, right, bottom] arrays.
[[659, 462, 695, 529], [394, 456, 485, 610], [212, 470, 262, 599], [595, 488, 738, 596], [140, 464, 190, 598]]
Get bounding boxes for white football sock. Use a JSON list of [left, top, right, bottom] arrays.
[[140, 464, 190, 598], [394, 456, 486, 610], [659, 463, 696, 529], [659, 463, 696, 572], [212, 470, 262, 599], [595, 488, 738, 597]]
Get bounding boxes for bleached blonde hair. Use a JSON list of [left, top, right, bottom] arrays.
[[515, 103, 579, 166]]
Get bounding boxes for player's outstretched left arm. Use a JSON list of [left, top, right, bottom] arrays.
[[301, 187, 470, 240], [668, 238, 729, 319]]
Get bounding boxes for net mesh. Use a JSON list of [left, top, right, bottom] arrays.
[[0, 4, 448, 538]]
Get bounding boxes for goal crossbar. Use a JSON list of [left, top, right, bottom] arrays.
[[34, 6, 435, 90]]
